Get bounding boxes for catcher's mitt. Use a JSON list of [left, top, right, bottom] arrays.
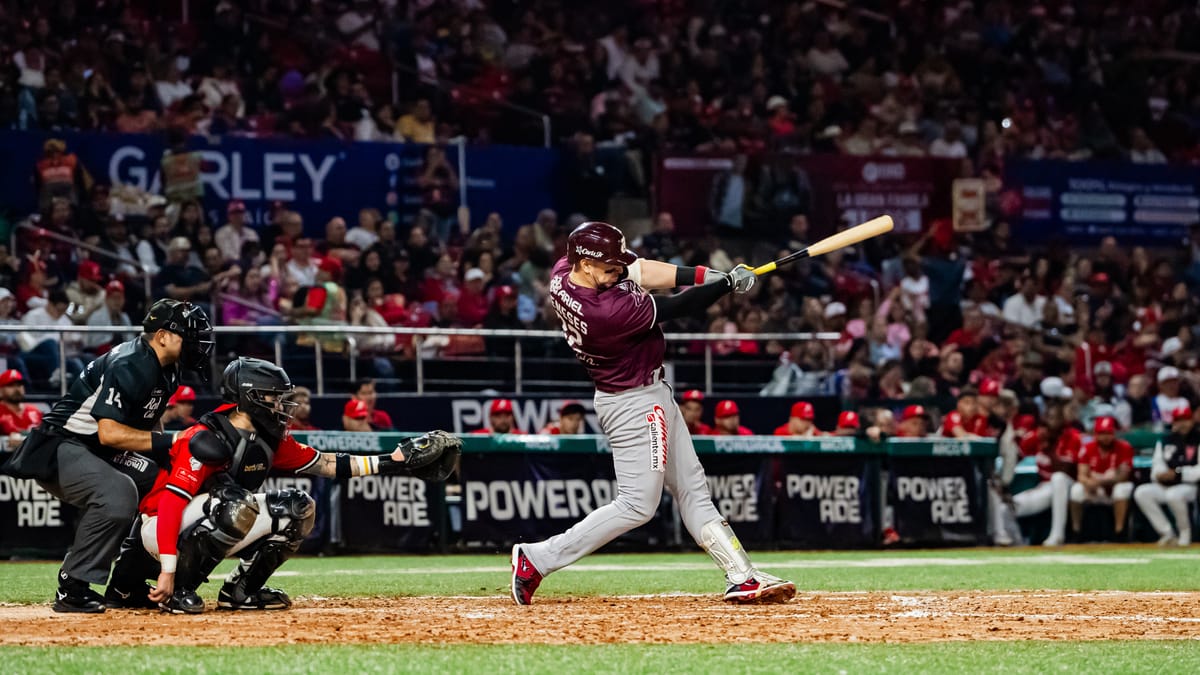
[[395, 430, 462, 482]]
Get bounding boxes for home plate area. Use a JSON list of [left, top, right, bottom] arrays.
[[2, 591, 1198, 646]]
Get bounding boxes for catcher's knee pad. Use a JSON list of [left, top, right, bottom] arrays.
[[207, 486, 261, 546], [265, 489, 316, 544]]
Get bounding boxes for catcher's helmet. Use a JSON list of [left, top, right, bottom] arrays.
[[143, 299, 214, 381], [567, 221, 637, 266], [221, 357, 297, 438]]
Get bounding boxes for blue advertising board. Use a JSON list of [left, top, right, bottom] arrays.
[[0, 131, 559, 238], [1005, 159, 1200, 244]]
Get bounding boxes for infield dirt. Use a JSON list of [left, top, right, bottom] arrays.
[[2, 591, 1198, 645]]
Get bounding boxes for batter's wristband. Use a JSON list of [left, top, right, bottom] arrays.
[[151, 432, 172, 456]]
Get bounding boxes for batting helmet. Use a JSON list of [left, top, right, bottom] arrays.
[[567, 221, 637, 266]]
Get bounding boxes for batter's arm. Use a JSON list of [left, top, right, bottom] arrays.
[[651, 280, 731, 325], [631, 259, 729, 291]]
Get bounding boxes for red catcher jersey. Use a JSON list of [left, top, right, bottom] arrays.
[[1078, 439, 1134, 475], [0, 403, 42, 434], [139, 416, 319, 516]]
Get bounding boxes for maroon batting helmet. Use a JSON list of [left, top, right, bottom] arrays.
[[567, 221, 638, 266]]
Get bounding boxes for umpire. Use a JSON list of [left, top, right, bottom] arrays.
[[0, 299, 212, 613]]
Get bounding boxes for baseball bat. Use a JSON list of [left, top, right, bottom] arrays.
[[752, 215, 893, 276]]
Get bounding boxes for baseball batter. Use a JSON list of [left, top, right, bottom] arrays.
[[511, 221, 795, 605]]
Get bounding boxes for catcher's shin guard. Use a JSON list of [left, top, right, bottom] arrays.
[[220, 489, 314, 609], [175, 486, 260, 592], [105, 518, 160, 608]]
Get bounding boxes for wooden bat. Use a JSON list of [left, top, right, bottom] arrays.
[[752, 215, 894, 276]]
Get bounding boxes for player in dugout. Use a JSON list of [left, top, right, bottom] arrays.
[[711, 400, 753, 436], [104, 357, 462, 613], [540, 401, 587, 434], [774, 401, 822, 436], [679, 390, 711, 435]]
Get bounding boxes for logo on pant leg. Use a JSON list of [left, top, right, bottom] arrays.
[[646, 404, 668, 472]]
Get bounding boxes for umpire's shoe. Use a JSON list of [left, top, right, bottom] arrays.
[[510, 544, 543, 605], [161, 589, 205, 615], [53, 570, 105, 614], [104, 583, 159, 609], [218, 583, 292, 610]]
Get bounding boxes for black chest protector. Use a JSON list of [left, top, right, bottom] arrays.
[[199, 411, 282, 491]]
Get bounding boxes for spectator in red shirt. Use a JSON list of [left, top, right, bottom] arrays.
[[287, 386, 320, 431], [774, 401, 821, 436], [343, 399, 372, 431], [161, 385, 197, 431], [0, 369, 41, 438], [1069, 416, 1134, 539], [540, 401, 586, 434], [457, 267, 490, 327], [679, 390, 711, 435], [351, 378, 393, 431], [834, 411, 860, 437], [896, 405, 930, 437], [712, 400, 753, 436], [473, 398, 523, 434]]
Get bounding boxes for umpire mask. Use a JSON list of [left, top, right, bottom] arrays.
[[144, 299, 215, 381], [221, 357, 298, 439]]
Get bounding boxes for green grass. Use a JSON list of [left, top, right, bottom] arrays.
[[3, 642, 1199, 674], [4, 547, 1199, 604], [5, 547, 1199, 672]]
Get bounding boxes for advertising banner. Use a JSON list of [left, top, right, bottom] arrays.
[[338, 474, 441, 553], [656, 154, 959, 237], [458, 452, 671, 547], [0, 476, 75, 556], [0, 131, 559, 239], [773, 455, 880, 548], [1005, 159, 1200, 244], [697, 454, 775, 543], [887, 457, 989, 546]]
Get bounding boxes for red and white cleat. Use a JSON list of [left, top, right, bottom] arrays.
[[723, 572, 796, 604], [510, 544, 543, 606]]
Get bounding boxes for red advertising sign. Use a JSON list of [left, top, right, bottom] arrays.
[[655, 154, 961, 238]]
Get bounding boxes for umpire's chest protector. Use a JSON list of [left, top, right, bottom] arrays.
[[201, 412, 277, 491]]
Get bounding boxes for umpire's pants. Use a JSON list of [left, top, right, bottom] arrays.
[[37, 440, 157, 586]]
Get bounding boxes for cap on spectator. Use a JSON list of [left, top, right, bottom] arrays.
[[898, 120, 920, 135], [78, 260, 103, 283], [767, 96, 789, 111], [343, 399, 369, 420], [490, 399, 515, 415], [560, 401, 586, 416], [901, 404, 927, 421], [790, 401, 815, 420], [318, 256, 343, 279], [681, 389, 704, 402], [495, 285, 517, 300], [979, 378, 1000, 396], [824, 302, 847, 319], [1089, 272, 1111, 285], [1014, 414, 1038, 433], [465, 268, 486, 283], [104, 280, 125, 296], [1174, 403, 1193, 421], [0, 370, 23, 386], [715, 400, 739, 418], [1159, 365, 1182, 383], [0, 288, 12, 301], [168, 237, 192, 252], [227, 200, 247, 214], [837, 411, 860, 429], [1093, 361, 1113, 376], [1040, 376, 1073, 400], [1094, 416, 1117, 433], [168, 385, 196, 407], [1161, 337, 1184, 359]]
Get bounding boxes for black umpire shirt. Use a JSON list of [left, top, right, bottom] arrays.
[[41, 336, 180, 453]]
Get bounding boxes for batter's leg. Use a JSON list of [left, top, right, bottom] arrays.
[[522, 388, 667, 576]]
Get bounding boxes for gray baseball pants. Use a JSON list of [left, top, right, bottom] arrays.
[[523, 380, 723, 575]]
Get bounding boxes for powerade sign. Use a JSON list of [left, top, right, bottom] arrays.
[[0, 131, 560, 239], [1006, 159, 1200, 244], [0, 476, 76, 556], [774, 456, 879, 548], [887, 457, 989, 545]]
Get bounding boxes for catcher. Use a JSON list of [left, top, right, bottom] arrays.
[[104, 357, 461, 613]]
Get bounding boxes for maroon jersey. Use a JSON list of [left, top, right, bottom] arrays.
[[548, 257, 664, 392]]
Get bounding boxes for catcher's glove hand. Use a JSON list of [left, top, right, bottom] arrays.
[[394, 430, 462, 482]]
